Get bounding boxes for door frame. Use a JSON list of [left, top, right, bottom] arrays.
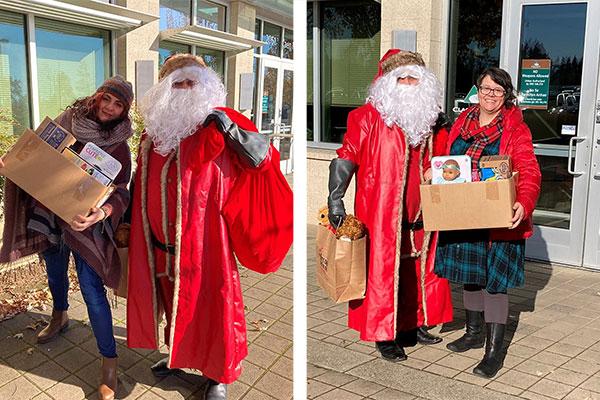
[[500, 0, 600, 267], [256, 56, 295, 173]]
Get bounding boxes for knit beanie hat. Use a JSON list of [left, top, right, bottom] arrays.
[[377, 49, 426, 79], [159, 53, 206, 81], [97, 75, 134, 110]]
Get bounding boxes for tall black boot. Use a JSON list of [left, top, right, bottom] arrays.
[[446, 310, 485, 352], [473, 323, 506, 378]]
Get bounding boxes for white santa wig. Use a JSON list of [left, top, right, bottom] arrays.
[[366, 64, 443, 147], [139, 57, 227, 156]]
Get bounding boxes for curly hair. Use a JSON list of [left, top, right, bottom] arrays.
[[476, 67, 517, 108]]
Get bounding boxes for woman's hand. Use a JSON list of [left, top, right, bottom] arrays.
[[510, 202, 525, 229], [70, 207, 106, 232], [424, 168, 432, 181]]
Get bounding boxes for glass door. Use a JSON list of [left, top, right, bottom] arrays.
[[502, 0, 600, 267], [257, 58, 294, 174]]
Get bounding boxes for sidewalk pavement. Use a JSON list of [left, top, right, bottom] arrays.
[[0, 248, 293, 400], [308, 224, 600, 400]]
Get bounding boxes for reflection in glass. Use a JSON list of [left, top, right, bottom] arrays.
[[197, 47, 224, 78], [35, 17, 109, 121], [532, 154, 572, 229], [518, 3, 586, 146], [307, 5, 313, 141], [517, 3, 587, 230], [196, 0, 226, 31], [283, 29, 293, 59], [0, 10, 31, 135], [254, 18, 261, 54], [446, 0, 502, 120], [159, 41, 191, 68], [320, 0, 380, 143], [260, 67, 278, 132], [262, 21, 282, 57], [280, 70, 293, 160], [160, 0, 191, 30]]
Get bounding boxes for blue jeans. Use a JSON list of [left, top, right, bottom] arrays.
[[43, 245, 117, 358]]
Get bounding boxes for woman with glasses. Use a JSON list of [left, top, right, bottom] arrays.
[[434, 67, 541, 378]]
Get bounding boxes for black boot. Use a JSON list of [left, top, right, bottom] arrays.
[[150, 357, 182, 378], [446, 310, 485, 352], [376, 340, 407, 362], [203, 379, 227, 400], [473, 323, 506, 378], [416, 326, 442, 345]]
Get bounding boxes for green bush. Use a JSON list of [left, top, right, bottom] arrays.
[[0, 109, 21, 211]]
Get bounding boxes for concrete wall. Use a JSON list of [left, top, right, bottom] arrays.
[[380, 0, 445, 77], [307, 148, 355, 226], [226, 1, 256, 118], [115, 0, 160, 96]]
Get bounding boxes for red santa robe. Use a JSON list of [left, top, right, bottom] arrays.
[[126, 107, 293, 384], [339, 102, 453, 342]]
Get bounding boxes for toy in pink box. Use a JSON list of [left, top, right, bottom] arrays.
[[431, 155, 472, 184]]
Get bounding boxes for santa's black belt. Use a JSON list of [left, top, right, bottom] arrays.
[[151, 232, 175, 255], [402, 220, 424, 231]]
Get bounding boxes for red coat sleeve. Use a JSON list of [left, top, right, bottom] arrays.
[[222, 147, 293, 274], [336, 107, 371, 164], [509, 122, 541, 218]]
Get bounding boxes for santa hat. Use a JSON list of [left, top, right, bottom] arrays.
[[376, 49, 425, 79], [159, 53, 207, 81]]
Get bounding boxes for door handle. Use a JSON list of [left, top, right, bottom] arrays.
[[567, 137, 585, 176]]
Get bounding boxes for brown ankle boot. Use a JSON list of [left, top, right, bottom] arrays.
[[98, 357, 118, 400], [37, 310, 69, 344]]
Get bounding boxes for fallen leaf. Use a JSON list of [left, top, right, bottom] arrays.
[[13, 333, 23, 340]]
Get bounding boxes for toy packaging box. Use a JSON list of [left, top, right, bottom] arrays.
[[479, 155, 513, 181], [1, 117, 115, 224], [431, 155, 472, 184]]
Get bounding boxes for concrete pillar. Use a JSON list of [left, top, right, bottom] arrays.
[[226, 1, 256, 117], [114, 0, 160, 94], [380, 0, 445, 78]]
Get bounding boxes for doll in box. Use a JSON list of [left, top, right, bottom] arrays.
[[432, 157, 470, 184]]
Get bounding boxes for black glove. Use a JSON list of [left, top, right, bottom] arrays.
[[204, 109, 269, 168], [327, 158, 356, 230]]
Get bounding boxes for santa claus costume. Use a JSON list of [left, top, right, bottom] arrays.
[[327, 49, 453, 361], [126, 54, 293, 399]]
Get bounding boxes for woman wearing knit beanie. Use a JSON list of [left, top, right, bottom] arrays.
[[0, 76, 134, 400]]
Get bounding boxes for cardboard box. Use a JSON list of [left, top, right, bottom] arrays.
[[1, 119, 114, 224], [420, 173, 518, 231]]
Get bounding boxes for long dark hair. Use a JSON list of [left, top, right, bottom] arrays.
[[476, 67, 517, 108], [67, 92, 128, 133]]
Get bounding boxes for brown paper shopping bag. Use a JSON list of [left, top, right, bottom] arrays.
[[315, 224, 367, 303], [113, 223, 130, 298]]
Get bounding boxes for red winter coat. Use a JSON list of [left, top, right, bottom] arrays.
[[126, 108, 293, 384], [338, 103, 453, 342], [447, 105, 541, 241]]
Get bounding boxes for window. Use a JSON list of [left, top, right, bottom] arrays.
[[197, 47, 224, 78], [35, 17, 110, 121], [262, 21, 282, 57], [0, 10, 31, 135], [160, 0, 191, 30], [196, 0, 226, 31], [446, 0, 502, 120], [283, 29, 293, 59], [308, 1, 381, 144], [254, 18, 262, 54], [159, 41, 191, 68]]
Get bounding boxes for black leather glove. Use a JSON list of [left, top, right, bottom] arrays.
[[327, 158, 356, 230], [204, 109, 269, 168]]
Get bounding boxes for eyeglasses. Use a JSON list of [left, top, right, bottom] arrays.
[[479, 86, 506, 97]]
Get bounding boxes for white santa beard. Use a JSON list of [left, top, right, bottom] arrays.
[[139, 66, 227, 156], [367, 65, 443, 147]]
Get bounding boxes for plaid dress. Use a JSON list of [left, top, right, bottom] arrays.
[[434, 135, 526, 293]]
